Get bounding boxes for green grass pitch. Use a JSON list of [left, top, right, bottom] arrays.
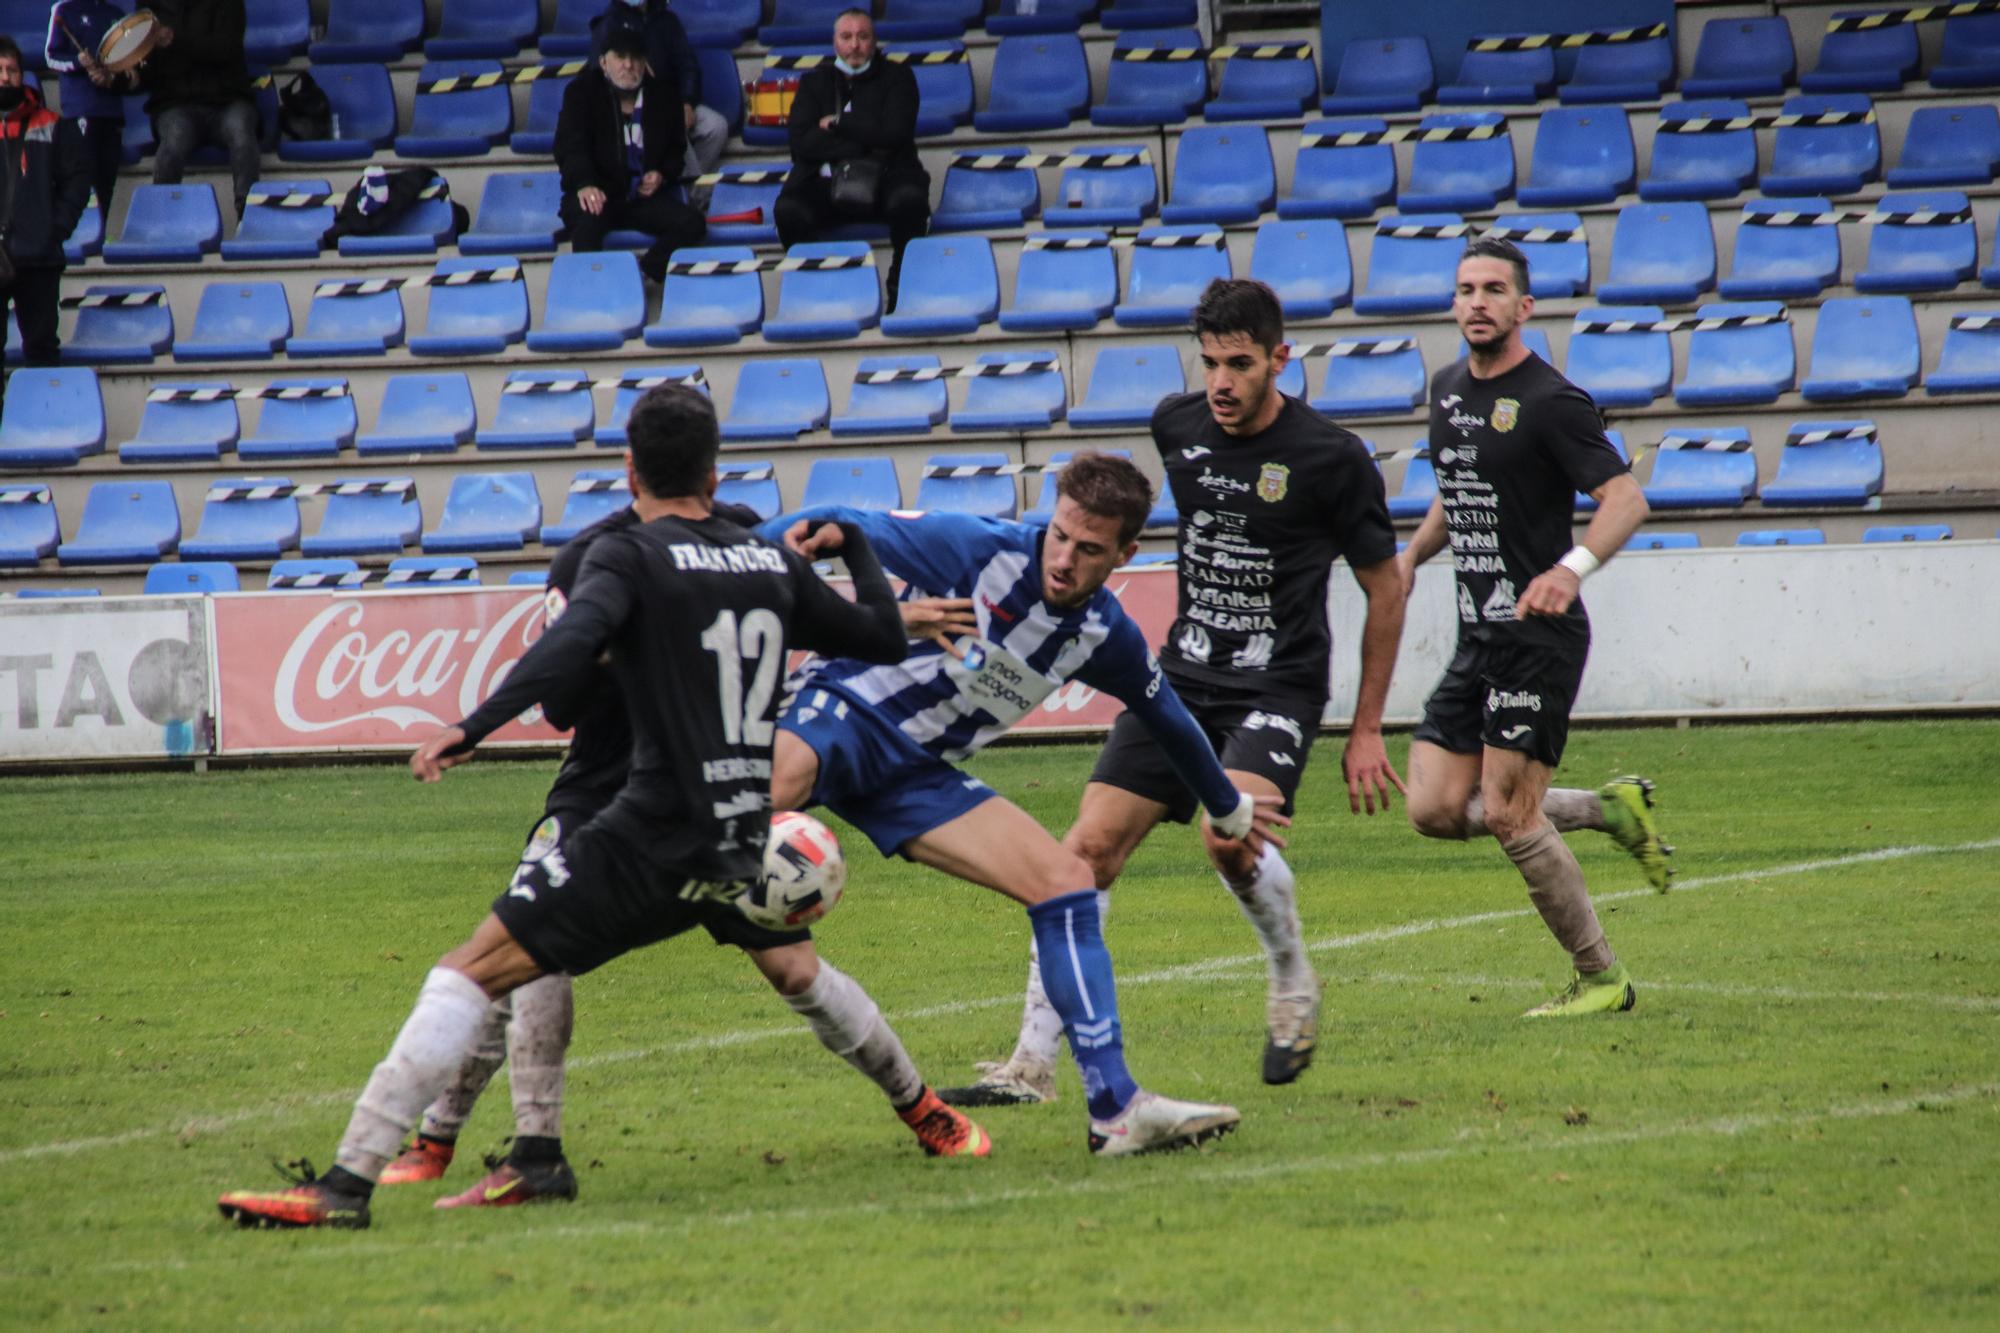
[[2, 719, 1997, 1330]]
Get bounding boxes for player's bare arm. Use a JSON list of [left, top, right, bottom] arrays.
[[1517, 473, 1650, 619], [1395, 496, 1450, 600], [1343, 557, 1408, 815]]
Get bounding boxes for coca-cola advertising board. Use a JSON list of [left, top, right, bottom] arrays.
[[212, 589, 564, 753]]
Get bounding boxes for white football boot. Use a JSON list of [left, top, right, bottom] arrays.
[[1088, 1090, 1240, 1157]]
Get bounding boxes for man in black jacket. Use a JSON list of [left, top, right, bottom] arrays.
[[142, 0, 261, 216], [556, 28, 705, 283], [776, 9, 930, 309], [0, 37, 90, 416], [591, 0, 729, 185]]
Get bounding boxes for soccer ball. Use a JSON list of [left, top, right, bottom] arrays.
[[739, 811, 846, 930]]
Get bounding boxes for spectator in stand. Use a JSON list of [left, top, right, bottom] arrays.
[[592, 0, 729, 186], [556, 28, 705, 283], [0, 37, 90, 415], [45, 0, 139, 227], [139, 0, 260, 217], [776, 8, 929, 310]]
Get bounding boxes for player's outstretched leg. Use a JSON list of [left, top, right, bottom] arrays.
[[435, 973, 581, 1208], [380, 992, 511, 1185], [937, 898, 1106, 1108], [1596, 776, 1674, 892]]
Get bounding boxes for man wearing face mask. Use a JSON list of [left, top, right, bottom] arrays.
[[555, 28, 704, 283], [591, 0, 729, 186], [775, 8, 929, 310], [0, 36, 91, 419]]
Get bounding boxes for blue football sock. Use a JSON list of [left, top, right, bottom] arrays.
[[1026, 889, 1139, 1121]]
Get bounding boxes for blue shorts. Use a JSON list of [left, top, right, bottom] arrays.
[[779, 684, 997, 857]]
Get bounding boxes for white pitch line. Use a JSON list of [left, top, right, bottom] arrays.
[[1351, 970, 2000, 1013], [4, 836, 1996, 1168]]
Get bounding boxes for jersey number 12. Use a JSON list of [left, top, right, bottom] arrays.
[[700, 608, 783, 745]]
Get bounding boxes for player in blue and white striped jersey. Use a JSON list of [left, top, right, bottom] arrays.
[[758, 453, 1287, 1157]]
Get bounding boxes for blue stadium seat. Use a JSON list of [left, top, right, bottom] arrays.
[[246, 0, 311, 63], [356, 374, 476, 455], [57, 482, 180, 565], [952, 349, 1066, 432], [181, 478, 300, 561], [1625, 532, 1700, 550], [1564, 307, 1671, 407], [1278, 118, 1396, 219], [477, 372, 594, 450], [11, 588, 103, 598], [335, 191, 457, 257], [695, 47, 744, 134], [1439, 45, 1555, 106], [1071, 345, 1185, 428], [1801, 22, 1916, 93], [1398, 111, 1513, 212], [595, 366, 706, 445], [987, 0, 1094, 37], [1737, 528, 1825, 545], [906, 41, 974, 138], [278, 64, 396, 161], [720, 359, 831, 441], [761, 0, 849, 45], [173, 282, 293, 362], [300, 479, 420, 555], [1354, 214, 1462, 316], [508, 569, 548, 585], [1208, 45, 1316, 122], [240, 380, 358, 460], [0, 369, 105, 466], [763, 242, 882, 342], [117, 387, 241, 463], [933, 154, 1041, 231], [1854, 191, 1977, 292], [1763, 94, 1881, 195], [1760, 420, 1883, 506], [1674, 302, 1796, 407], [703, 167, 784, 246], [222, 180, 333, 260], [1092, 29, 1208, 128], [60, 285, 173, 364], [917, 452, 1018, 519], [644, 246, 764, 347], [311, 0, 423, 61], [1888, 105, 2000, 187], [1598, 203, 1716, 304], [975, 34, 1090, 132], [832, 355, 950, 436], [528, 251, 645, 352], [288, 285, 404, 358], [540, 470, 631, 545], [1801, 296, 1920, 401], [1642, 429, 1758, 509], [1322, 36, 1434, 113], [1924, 312, 2000, 394], [538, 0, 604, 56], [428, 0, 536, 58], [145, 561, 241, 594], [0, 484, 58, 566], [1560, 36, 1673, 104], [1519, 107, 1634, 208], [1931, 14, 2000, 87], [716, 460, 782, 519], [104, 184, 221, 263], [880, 0, 983, 39], [408, 256, 529, 357], [1113, 226, 1232, 328], [1099, 0, 1195, 28], [1719, 197, 1842, 299], [882, 236, 997, 337], [1162, 125, 1274, 225], [1386, 447, 1436, 520], [1487, 213, 1589, 298], [64, 195, 103, 263], [1682, 17, 1795, 97], [268, 557, 359, 588], [676, 0, 760, 45], [385, 554, 480, 586], [1863, 523, 1952, 542], [422, 473, 542, 553], [1311, 340, 1425, 417], [397, 61, 512, 158], [1048, 145, 1158, 227], [1250, 219, 1351, 320], [1641, 100, 1757, 201], [1000, 234, 1118, 332], [802, 457, 901, 510], [461, 172, 562, 255]]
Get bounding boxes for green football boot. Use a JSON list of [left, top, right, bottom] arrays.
[[1523, 965, 1637, 1018], [1598, 775, 1674, 891]]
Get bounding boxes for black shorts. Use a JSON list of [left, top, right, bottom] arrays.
[[1087, 675, 1321, 824], [1411, 634, 1589, 769], [491, 811, 809, 977]]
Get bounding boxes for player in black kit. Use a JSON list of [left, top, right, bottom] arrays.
[[217, 387, 984, 1231], [1398, 237, 1674, 1020], [945, 279, 1407, 1104]]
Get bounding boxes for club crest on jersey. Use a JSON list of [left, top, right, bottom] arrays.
[[1492, 398, 1520, 433], [1256, 463, 1290, 503]]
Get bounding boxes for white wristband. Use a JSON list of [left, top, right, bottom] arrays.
[[1557, 546, 1601, 581], [1210, 791, 1255, 841]]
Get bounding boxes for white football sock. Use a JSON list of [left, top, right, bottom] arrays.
[[417, 994, 509, 1142], [336, 967, 493, 1183], [783, 960, 923, 1108], [506, 973, 574, 1140], [1008, 890, 1106, 1071], [1223, 844, 1314, 996]]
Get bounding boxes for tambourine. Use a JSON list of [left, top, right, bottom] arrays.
[[97, 10, 161, 75], [743, 75, 799, 128]]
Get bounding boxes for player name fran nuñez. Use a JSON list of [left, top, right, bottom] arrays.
[[668, 543, 790, 574]]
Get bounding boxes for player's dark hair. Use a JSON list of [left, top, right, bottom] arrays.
[[1459, 235, 1531, 294], [625, 385, 720, 499], [1190, 278, 1285, 353], [0, 36, 21, 69], [601, 28, 648, 59], [1054, 451, 1153, 546]]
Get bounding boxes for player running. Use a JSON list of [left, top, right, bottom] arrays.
[[949, 279, 1407, 1105], [1399, 236, 1673, 1018], [216, 386, 975, 1231], [758, 451, 1289, 1156]]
